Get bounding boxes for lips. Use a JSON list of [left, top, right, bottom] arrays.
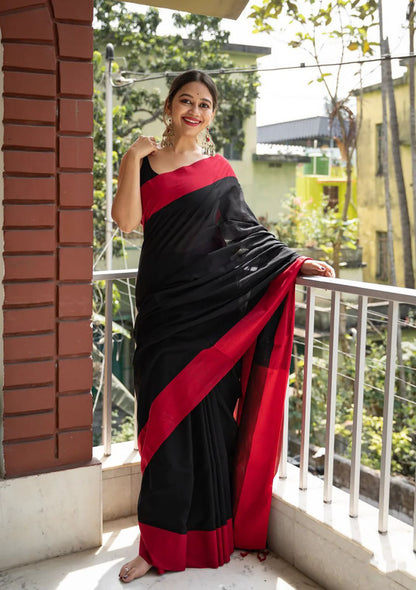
[[183, 117, 200, 126]]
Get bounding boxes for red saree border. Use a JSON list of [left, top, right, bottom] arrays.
[[139, 519, 234, 574], [141, 154, 235, 225], [138, 256, 307, 472], [233, 283, 297, 549]]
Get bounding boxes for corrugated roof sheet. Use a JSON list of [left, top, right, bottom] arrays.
[[257, 116, 344, 146]]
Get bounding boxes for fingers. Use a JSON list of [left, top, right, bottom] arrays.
[[317, 262, 336, 278], [301, 259, 336, 278], [128, 135, 158, 158], [133, 136, 157, 148]]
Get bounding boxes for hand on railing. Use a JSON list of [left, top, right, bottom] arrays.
[[300, 259, 336, 278]]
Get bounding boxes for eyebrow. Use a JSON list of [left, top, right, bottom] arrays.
[[178, 92, 212, 105]]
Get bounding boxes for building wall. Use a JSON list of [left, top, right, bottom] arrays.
[[245, 160, 297, 223], [296, 166, 357, 218], [356, 83, 414, 286], [1, 0, 94, 478]]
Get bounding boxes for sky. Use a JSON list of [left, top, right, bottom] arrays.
[[126, 0, 412, 126], [226, 0, 411, 126]]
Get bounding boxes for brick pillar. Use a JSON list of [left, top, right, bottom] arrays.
[[1, 0, 94, 478]]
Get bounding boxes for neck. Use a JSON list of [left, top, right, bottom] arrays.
[[169, 136, 202, 155]]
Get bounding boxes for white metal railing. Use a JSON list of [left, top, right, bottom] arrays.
[[93, 270, 416, 551], [93, 268, 137, 456], [281, 275, 416, 553]]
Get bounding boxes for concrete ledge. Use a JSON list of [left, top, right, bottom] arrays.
[[268, 464, 416, 590], [0, 461, 102, 571], [288, 437, 415, 523], [94, 441, 141, 522]]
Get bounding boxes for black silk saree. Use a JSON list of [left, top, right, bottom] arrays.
[[134, 154, 306, 574]]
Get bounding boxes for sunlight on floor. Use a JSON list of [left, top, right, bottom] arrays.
[[0, 516, 322, 590]]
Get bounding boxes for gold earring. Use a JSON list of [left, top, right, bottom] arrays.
[[161, 116, 174, 148], [200, 127, 215, 156]]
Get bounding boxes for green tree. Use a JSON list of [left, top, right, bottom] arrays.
[[274, 193, 359, 265], [93, 0, 259, 259], [249, 0, 378, 276], [92, 2, 261, 443]]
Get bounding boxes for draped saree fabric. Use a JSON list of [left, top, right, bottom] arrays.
[[134, 154, 306, 574]]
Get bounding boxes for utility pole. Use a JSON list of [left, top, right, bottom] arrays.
[[407, 1, 416, 263], [103, 43, 114, 455], [105, 43, 114, 271], [378, 1, 407, 536], [384, 35, 415, 289], [378, 1, 396, 286]]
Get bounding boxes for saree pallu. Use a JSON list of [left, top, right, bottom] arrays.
[[134, 154, 306, 574]]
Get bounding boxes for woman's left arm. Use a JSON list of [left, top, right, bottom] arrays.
[[300, 259, 336, 278]]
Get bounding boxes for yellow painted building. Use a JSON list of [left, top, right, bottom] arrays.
[[356, 72, 414, 286], [296, 157, 357, 219], [256, 117, 358, 224]]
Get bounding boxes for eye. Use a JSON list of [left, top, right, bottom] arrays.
[[180, 98, 192, 105], [200, 102, 210, 109]]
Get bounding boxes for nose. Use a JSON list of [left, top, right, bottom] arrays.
[[188, 102, 200, 115]]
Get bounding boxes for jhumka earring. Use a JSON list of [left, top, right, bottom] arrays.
[[161, 116, 174, 148], [200, 127, 216, 157]]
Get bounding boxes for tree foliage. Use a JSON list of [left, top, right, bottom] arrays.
[[249, 0, 378, 275], [250, 0, 378, 58], [289, 337, 416, 478], [93, 0, 259, 258], [274, 194, 358, 264], [248, 0, 379, 159]]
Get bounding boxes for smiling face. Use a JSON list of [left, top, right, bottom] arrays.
[[166, 81, 215, 141]]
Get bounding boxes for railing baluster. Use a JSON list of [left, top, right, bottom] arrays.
[[94, 269, 137, 455], [92, 271, 416, 551], [103, 278, 113, 456], [349, 295, 368, 517], [279, 384, 290, 479], [378, 300, 399, 533], [299, 287, 316, 490], [324, 290, 340, 504], [414, 470, 416, 552]]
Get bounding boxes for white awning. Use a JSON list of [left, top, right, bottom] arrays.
[[123, 0, 249, 19]]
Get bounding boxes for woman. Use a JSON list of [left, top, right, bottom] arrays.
[[112, 70, 335, 583]]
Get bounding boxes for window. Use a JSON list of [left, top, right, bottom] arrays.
[[223, 140, 243, 161], [376, 123, 384, 176], [376, 231, 389, 281], [223, 115, 243, 161], [323, 185, 339, 213]]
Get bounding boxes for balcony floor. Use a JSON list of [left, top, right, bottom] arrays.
[[0, 515, 323, 589]]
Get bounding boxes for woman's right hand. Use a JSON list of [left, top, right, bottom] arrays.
[[126, 135, 158, 160]]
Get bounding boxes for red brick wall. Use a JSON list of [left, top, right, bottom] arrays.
[[1, 0, 94, 477]]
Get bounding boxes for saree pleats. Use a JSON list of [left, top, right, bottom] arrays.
[[134, 155, 306, 572]]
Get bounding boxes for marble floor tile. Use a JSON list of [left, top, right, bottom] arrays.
[[0, 516, 323, 590]]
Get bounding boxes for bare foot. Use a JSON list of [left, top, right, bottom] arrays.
[[118, 555, 152, 583]]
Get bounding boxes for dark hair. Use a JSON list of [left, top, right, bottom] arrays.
[[164, 70, 218, 117]]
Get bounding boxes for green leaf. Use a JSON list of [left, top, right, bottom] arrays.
[[348, 41, 359, 51], [92, 312, 132, 338]]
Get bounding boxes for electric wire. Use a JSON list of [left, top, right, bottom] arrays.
[[290, 351, 416, 405], [93, 226, 120, 269], [111, 52, 416, 87], [94, 42, 416, 417]]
